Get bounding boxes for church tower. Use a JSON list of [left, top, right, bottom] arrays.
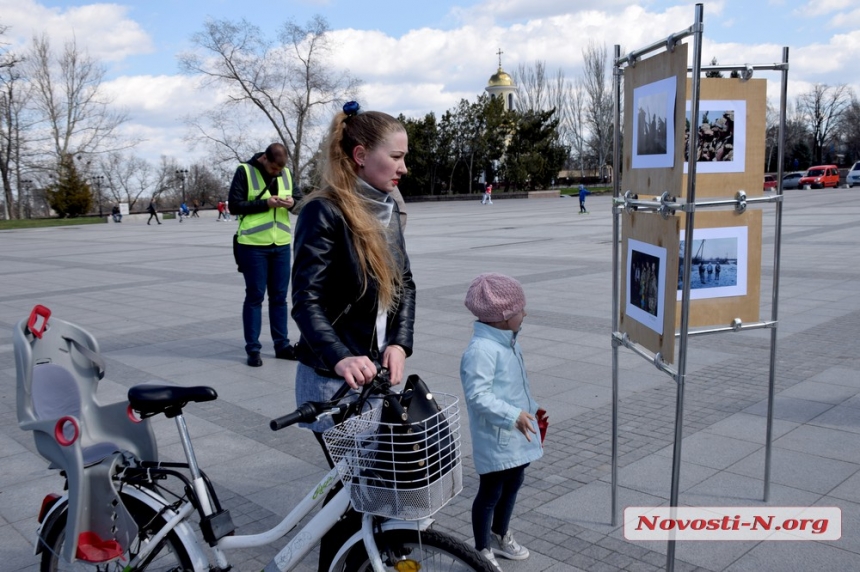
[[485, 49, 517, 111]]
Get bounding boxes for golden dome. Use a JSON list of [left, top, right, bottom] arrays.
[[488, 67, 514, 87]]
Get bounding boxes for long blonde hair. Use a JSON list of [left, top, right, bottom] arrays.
[[312, 108, 406, 311]]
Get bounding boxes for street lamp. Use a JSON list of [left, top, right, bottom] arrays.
[[175, 169, 189, 204], [21, 179, 32, 219], [93, 175, 104, 218]]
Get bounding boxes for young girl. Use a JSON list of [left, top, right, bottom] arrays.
[[460, 273, 543, 570]]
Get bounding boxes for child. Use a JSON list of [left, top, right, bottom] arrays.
[[460, 273, 543, 571], [578, 183, 590, 214]]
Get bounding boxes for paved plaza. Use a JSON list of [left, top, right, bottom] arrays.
[[1, 189, 859, 571]]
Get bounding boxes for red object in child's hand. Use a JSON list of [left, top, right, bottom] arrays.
[[536, 408, 548, 444]]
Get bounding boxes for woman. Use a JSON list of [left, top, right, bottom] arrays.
[[291, 101, 416, 454]]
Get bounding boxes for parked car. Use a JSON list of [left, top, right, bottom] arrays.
[[781, 172, 804, 190], [763, 175, 777, 191], [847, 162, 860, 188], [798, 165, 840, 189]]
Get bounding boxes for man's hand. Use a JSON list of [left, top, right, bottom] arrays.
[[267, 196, 294, 209]]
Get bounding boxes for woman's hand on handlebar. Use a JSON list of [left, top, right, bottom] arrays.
[[334, 356, 377, 389], [382, 345, 406, 385]]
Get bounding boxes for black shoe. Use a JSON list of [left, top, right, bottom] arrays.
[[275, 345, 298, 361], [247, 352, 263, 367]]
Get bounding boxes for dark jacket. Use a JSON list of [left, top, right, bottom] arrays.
[[291, 196, 415, 375]]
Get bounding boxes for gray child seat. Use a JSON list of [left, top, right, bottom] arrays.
[[14, 305, 158, 564]]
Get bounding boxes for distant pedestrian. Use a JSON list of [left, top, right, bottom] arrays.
[[146, 199, 161, 225], [578, 184, 590, 214], [482, 184, 494, 205], [698, 262, 706, 284], [191, 199, 200, 217], [111, 204, 122, 223], [707, 262, 714, 281], [715, 262, 721, 281], [216, 200, 227, 221], [461, 273, 542, 570]]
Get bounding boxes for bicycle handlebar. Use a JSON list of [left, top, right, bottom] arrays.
[[269, 369, 393, 432]]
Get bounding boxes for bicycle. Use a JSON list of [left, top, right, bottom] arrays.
[[14, 306, 494, 572]]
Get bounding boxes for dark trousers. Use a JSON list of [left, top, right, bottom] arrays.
[[237, 243, 291, 354], [472, 464, 528, 551], [147, 211, 160, 224]]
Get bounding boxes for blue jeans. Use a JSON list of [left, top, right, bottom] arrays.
[[237, 243, 291, 354], [472, 464, 528, 551]]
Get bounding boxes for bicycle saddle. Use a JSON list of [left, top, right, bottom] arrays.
[[128, 385, 218, 418]]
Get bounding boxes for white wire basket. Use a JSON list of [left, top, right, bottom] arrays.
[[322, 392, 462, 520]]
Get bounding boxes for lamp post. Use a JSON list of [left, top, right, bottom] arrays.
[[21, 179, 32, 219], [93, 175, 104, 218], [175, 169, 189, 204]]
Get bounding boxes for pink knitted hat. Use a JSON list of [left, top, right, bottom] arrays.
[[464, 273, 526, 322]]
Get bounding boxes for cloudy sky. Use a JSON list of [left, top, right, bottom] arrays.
[[1, 0, 858, 164]]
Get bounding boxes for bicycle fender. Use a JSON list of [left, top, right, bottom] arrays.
[[326, 518, 435, 572], [35, 495, 68, 556], [122, 486, 209, 572]]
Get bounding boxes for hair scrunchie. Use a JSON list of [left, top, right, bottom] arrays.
[[343, 101, 360, 119]]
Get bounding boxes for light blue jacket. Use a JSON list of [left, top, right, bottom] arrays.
[[460, 321, 543, 475]]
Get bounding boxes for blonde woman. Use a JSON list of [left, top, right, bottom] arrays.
[[291, 101, 416, 453]]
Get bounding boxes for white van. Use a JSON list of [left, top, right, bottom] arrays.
[[847, 162, 860, 188]]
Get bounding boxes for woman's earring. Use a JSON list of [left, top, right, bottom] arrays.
[[359, 163, 365, 168]]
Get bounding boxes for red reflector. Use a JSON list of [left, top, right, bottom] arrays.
[[37, 494, 61, 524]]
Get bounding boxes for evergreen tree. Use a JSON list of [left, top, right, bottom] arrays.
[[46, 154, 92, 217]]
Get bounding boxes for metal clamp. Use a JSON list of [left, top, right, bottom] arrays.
[[666, 35, 677, 53], [735, 190, 747, 213], [731, 318, 742, 332], [741, 65, 754, 81]]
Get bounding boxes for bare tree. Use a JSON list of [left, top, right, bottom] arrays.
[[28, 35, 132, 166], [97, 152, 156, 211], [581, 42, 614, 179], [179, 15, 361, 184], [840, 95, 860, 165], [796, 83, 854, 164], [515, 61, 548, 113], [0, 22, 29, 218]]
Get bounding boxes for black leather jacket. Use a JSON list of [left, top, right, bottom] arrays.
[[291, 196, 415, 374]]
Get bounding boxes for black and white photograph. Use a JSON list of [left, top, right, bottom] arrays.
[[677, 226, 748, 300], [626, 239, 668, 334], [684, 100, 747, 174], [632, 77, 677, 169]]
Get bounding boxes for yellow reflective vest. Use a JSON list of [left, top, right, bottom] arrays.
[[236, 164, 293, 246]]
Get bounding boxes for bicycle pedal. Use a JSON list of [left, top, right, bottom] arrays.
[[201, 509, 235, 545]]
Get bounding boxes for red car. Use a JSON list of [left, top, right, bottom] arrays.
[[799, 165, 840, 189], [763, 175, 777, 191]]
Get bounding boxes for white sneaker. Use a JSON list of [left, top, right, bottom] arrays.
[[490, 531, 529, 560], [480, 548, 503, 571]]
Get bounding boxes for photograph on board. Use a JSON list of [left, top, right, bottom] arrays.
[[677, 226, 748, 300], [684, 100, 747, 174], [626, 238, 668, 334], [632, 77, 677, 169]]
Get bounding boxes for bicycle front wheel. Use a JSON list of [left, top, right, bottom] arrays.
[[340, 528, 496, 572], [40, 494, 193, 572]]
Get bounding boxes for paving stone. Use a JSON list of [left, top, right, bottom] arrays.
[[2, 193, 859, 570]]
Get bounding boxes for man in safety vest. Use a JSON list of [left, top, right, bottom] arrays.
[[228, 143, 301, 367]]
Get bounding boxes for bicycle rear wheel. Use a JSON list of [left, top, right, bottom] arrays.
[[340, 528, 495, 572], [40, 494, 193, 572]]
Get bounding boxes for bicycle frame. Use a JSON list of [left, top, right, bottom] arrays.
[[114, 411, 432, 572]]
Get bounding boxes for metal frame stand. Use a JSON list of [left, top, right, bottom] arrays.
[[609, 4, 790, 571]]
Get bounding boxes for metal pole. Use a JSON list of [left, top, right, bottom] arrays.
[[610, 43, 622, 528], [764, 46, 789, 502], [667, 5, 704, 571]]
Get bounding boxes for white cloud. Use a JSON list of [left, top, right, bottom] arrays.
[[0, 0, 152, 62]]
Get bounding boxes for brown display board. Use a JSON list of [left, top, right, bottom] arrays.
[[675, 209, 763, 328], [620, 212, 681, 363], [681, 78, 768, 199], [621, 44, 688, 197]]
